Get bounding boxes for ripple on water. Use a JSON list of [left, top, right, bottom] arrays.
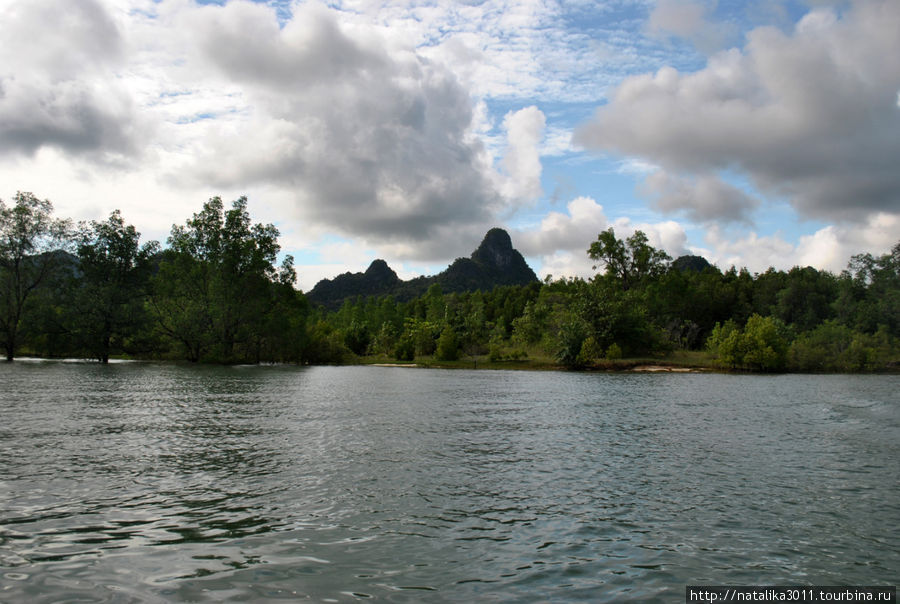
[[1, 365, 898, 602]]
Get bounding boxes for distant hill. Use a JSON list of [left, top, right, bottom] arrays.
[[672, 255, 713, 273], [307, 228, 538, 309]]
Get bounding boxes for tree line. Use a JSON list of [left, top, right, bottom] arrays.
[[2, 191, 898, 371]]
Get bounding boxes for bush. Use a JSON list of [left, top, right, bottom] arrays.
[[788, 321, 898, 371], [707, 314, 790, 371], [576, 335, 602, 366], [555, 318, 588, 368], [435, 325, 459, 361]]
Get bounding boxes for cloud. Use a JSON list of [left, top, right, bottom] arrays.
[[703, 212, 900, 273], [640, 169, 760, 223], [647, 0, 736, 53], [168, 1, 501, 258], [0, 0, 142, 160], [337, 0, 672, 104], [794, 213, 900, 272], [514, 195, 691, 279], [499, 106, 546, 202], [515, 196, 610, 257], [575, 0, 900, 224]]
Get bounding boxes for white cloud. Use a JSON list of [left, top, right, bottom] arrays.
[[514, 196, 691, 280], [515, 196, 610, 257], [576, 0, 900, 225], [704, 212, 900, 273], [2, 0, 891, 286], [499, 106, 546, 203], [334, 0, 675, 104], [703, 225, 795, 273]]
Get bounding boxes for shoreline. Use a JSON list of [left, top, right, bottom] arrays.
[[6, 355, 898, 374]]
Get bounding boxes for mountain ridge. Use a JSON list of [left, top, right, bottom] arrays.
[[307, 228, 538, 309]]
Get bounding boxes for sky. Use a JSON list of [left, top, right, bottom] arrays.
[[1, 0, 898, 291]]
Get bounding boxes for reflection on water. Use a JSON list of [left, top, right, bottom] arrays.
[[1, 363, 898, 602]]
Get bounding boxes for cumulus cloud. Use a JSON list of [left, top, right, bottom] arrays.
[[499, 106, 546, 203], [0, 0, 142, 159], [515, 196, 610, 257], [514, 196, 691, 279], [701, 211, 900, 274], [575, 0, 900, 224], [169, 1, 501, 259], [640, 169, 760, 223]]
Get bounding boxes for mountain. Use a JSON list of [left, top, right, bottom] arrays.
[[671, 255, 713, 273], [305, 259, 401, 307], [307, 228, 538, 309], [439, 228, 538, 291]]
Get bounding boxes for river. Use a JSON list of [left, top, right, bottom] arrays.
[[1, 362, 897, 602]]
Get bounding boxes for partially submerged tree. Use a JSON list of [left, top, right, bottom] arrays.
[[73, 211, 159, 363], [0, 192, 71, 361], [150, 196, 296, 362]]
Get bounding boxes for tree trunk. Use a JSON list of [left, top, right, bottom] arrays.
[[5, 328, 16, 361]]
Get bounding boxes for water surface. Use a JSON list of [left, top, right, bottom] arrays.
[[1, 363, 897, 602]]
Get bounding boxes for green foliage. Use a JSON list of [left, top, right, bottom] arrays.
[[435, 324, 459, 361], [788, 321, 897, 372], [742, 314, 791, 371], [305, 320, 351, 364], [394, 331, 415, 361], [370, 321, 398, 357], [605, 342, 623, 360], [842, 244, 900, 337], [71, 211, 159, 362], [343, 319, 371, 356], [0, 192, 72, 361], [707, 314, 791, 371], [555, 316, 589, 368], [150, 196, 301, 363], [4, 188, 899, 373], [588, 228, 671, 291], [577, 335, 603, 366]]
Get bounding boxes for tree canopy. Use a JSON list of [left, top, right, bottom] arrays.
[[3, 191, 898, 372], [588, 228, 671, 290], [0, 192, 71, 361]]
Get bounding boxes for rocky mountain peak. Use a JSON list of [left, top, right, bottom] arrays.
[[307, 227, 537, 309], [471, 227, 515, 268], [364, 259, 399, 284]]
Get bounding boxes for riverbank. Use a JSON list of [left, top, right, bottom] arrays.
[[364, 350, 713, 372], [9, 350, 898, 374]]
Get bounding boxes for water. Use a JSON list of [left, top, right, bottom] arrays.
[[1, 363, 897, 602]]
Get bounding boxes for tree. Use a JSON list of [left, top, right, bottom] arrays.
[[151, 196, 294, 362], [555, 314, 589, 368], [72, 211, 159, 363], [774, 266, 837, 332], [588, 228, 671, 291], [0, 192, 71, 361], [844, 242, 900, 336], [435, 324, 459, 361], [741, 314, 790, 371]]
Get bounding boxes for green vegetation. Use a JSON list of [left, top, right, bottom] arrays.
[[1, 190, 898, 372]]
